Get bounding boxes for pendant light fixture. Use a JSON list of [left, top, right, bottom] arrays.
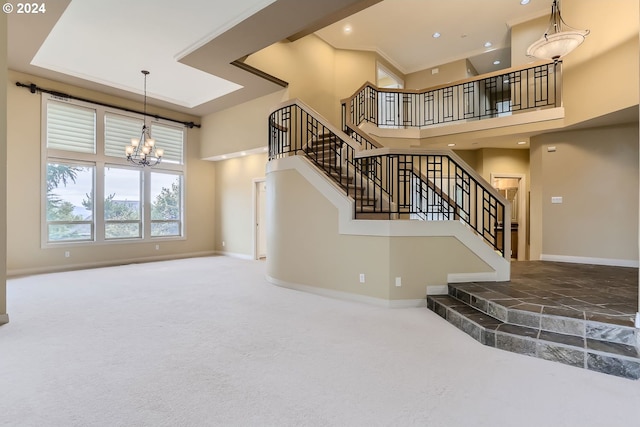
[[125, 70, 163, 167], [526, 0, 589, 62]]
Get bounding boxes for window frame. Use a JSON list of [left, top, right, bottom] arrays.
[[41, 94, 187, 248], [149, 170, 184, 238], [44, 159, 96, 243]]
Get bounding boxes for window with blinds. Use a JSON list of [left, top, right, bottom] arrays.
[[105, 113, 143, 158], [151, 123, 184, 164], [47, 101, 96, 153], [42, 94, 186, 245]]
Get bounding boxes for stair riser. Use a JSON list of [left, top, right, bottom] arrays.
[[429, 296, 640, 380]]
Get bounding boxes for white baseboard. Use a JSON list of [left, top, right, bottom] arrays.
[[540, 254, 639, 268], [266, 275, 427, 308], [0, 314, 9, 325], [426, 285, 449, 295], [448, 271, 498, 283], [214, 251, 254, 260], [7, 251, 217, 278]]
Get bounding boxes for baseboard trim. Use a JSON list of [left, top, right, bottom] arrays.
[[214, 251, 254, 260], [540, 254, 639, 268], [7, 251, 217, 278], [448, 271, 498, 283], [426, 285, 449, 295], [0, 313, 9, 325], [266, 275, 427, 308]]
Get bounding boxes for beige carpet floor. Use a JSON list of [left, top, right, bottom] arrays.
[[1, 256, 638, 427]]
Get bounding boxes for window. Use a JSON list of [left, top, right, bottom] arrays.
[[46, 162, 95, 242], [42, 95, 186, 246], [104, 166, 142, 239], [47, 102, 96, 153], [150, 172, 182, 237]]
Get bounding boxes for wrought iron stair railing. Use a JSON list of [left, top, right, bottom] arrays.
[[269, 100, 510, 258], [352, 148, 509, 255], [342, 60, 560, 131]]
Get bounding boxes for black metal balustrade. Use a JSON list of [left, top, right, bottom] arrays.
[[269, 100, 509, 257], [343, 61, 560, 130], [352, 150, 507, 254], [269, 101, 381, 200]]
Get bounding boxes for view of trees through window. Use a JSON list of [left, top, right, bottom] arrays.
[[151, 173, 182, 237], [46, 163, 182, 242], [46, 163, 93, 242]]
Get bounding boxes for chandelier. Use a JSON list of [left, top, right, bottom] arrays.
[[526, 0, 589, 62], [125, 70, 163, 167]]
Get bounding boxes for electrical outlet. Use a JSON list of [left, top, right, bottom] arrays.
[[222, 241, 226, 247], [155, 244, 160, 250], [359, 273, 365, 283], [395, 277, 402, 287], [64, 251, 70, 258]]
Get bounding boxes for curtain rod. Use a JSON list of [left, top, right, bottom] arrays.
[[15, 81, 201, 129]]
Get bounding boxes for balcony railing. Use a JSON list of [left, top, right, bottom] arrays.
[[342, 61, 561, 130], [269, 100, 510, 258]]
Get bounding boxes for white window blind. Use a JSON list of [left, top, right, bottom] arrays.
[[151, 123, 184, 164], [105, 113, 143, 158], [47, 101, 96, 153]]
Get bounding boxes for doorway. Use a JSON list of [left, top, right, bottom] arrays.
[[491, 173, 527, 261], [253, 178, 267, 260]]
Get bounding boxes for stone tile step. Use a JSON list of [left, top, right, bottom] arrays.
[[427, 295, 640, 380], [448, 284, 638, 346]]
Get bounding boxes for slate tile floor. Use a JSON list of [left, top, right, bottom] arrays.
[[459, 261, 638, 327], [429, 261, 640, 378]]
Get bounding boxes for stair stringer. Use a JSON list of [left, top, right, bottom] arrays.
[[266, 155, 510, 306]]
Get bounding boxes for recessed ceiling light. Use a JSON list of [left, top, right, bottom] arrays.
[[343, 25, 352, 34], [484, 41, 492, 48], [520, 0, 530, 5], [221, 155, 227, 159], [432, 32, 441, 38], [493, 60, 501, 65], [517, 141, 527, 145], [447, 143, 456, 147], [241, 152, 247, 156]]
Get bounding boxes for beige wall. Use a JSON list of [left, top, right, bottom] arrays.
[[1, 14, 7, 323], [200, 90, 286, 158], [405, 58, 474, 90], [268, 168, 491, 302], [214, 153, 267, 257], [6, 71, 216, 275], [476, 148, 530, 184], [244, 34, 388, 127], [530, 124, 639, 262], [511, 15, 548, 68]]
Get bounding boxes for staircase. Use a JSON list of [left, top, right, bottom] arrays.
[[428, 282, 640, 379], [303, 133, 387, 218]]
